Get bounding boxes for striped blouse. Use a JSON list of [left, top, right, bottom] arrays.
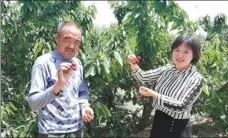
[[132, 62, 203, 119]]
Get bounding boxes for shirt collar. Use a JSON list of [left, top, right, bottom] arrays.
[[170, 62, 196, 73]]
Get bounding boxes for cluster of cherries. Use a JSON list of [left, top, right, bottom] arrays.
[[71, 62, 77, 71]]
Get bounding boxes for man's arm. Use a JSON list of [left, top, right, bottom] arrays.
[[78, 78, 90, 109], [27, 64, 57, 111]]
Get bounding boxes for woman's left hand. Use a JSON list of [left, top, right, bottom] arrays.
[[139, 86, 158, 99]]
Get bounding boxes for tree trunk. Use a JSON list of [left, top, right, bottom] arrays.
[[136, 97, 153, 131], [133, 77, 155, 131]]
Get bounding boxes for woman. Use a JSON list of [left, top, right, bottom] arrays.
[[128, 34, 203, 138]]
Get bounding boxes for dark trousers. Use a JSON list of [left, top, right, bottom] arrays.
[[39, 128, 84, 138], [150, 110, 189, 138], [181, 121, 192, 137]]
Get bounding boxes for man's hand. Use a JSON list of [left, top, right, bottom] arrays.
[[82, 106, 94, 122], [53, 63, 72, 95]]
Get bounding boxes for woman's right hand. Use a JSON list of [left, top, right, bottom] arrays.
[[128, 54, 137, 70]]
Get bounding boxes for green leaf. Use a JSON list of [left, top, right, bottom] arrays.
[[95, 104, 104, 124], [78, 50, 87, 64], [90, 65, 96, 76], [102, 57, 110, 74], [171, 22, 178, 31], [96, 60, 101, 74], [202, 84, 209, 96], [8, 102, 17, 111], [85, 64, 96, 78], [27, 2, 33, 12], [122, 15, 133, 26], [100, 104, 110, 116], [34, 39, 44, 60], [95, 106, 100, 120], [114, 51, 123, 66], [129, 26, 137, 35]]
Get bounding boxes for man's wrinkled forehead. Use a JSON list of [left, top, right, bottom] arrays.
[[62, 26, 81, 40], [67, 27, 80, 34], [63, 34, 81, 41]]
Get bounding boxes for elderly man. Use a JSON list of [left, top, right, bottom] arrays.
[[28, 20, 94, 137]]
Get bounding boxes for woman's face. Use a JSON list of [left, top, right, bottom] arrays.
[[172, 43, 193, 70]]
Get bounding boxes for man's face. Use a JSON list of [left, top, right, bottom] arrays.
[[55, 25, 81, 59]]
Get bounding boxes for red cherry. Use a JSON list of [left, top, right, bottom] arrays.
[[71, 62, 77, 71], [132, 56, 141, 64], [72, 62, 76, 67], [72, 67, 77, 71], [137, 56, 141, 61], [135, 58, 139, 64]]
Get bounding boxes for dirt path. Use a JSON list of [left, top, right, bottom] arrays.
[[129, 113, 227, 137], [118, 101, 227, 137]]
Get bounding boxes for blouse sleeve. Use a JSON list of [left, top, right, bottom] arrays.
[[132, 65, 168, 84], [157, 75, 204, 112]]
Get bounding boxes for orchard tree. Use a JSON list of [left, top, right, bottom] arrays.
[[197, 13, 228, 134]]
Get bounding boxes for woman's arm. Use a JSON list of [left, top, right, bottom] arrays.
[[139, 76, 204, 112], [132, 65, 167, 84]]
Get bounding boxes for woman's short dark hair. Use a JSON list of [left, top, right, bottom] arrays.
[[171, 34, 201, 65]]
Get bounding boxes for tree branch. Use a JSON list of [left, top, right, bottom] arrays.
[[217, 81, 228, 92]]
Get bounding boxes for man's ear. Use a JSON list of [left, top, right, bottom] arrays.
[[54, 33, 60, 41]]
